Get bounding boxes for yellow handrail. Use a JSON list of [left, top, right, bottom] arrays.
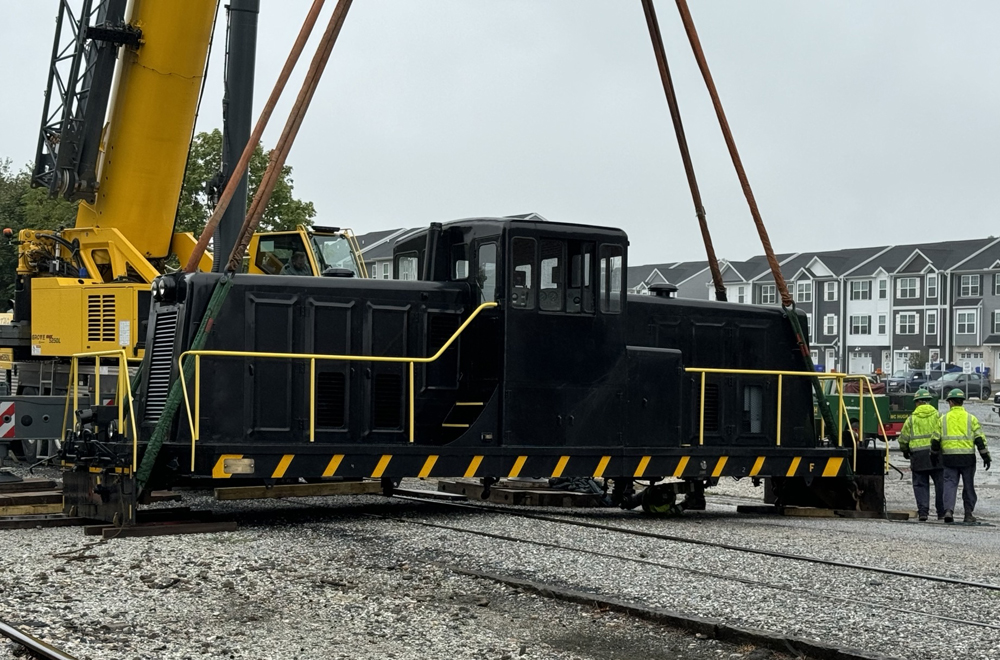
[[685, 367, 888, 473], [178, 302, 498, 468], [65, 350, 141, 471]]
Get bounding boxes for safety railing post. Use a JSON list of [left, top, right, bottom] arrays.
[[116, 355, 123, 434], [836, 377, 844, 447], [776, 374, 783, 446], [699, 372, 706, 445], [409, 361, 415, 443], [94, 356, 101, 407], [194, 354, 201, 444], [309, 357, 315, 442], [857, 377, 864, 448]]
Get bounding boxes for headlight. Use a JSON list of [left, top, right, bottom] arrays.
[[156, 278, 168, 298]]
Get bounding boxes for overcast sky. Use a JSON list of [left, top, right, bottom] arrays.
[[2, 1, 998, 267]]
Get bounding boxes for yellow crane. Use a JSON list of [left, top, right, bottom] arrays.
[[0, 0, 363, 460]]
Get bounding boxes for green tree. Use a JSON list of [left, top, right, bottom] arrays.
[[0, 159, 79, 304], [176, 129, 316, 237]]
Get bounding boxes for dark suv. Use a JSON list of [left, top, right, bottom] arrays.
[[885, 369, 936, 393], [926, 372, 992, 399]]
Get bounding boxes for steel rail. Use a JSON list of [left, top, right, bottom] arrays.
[[0, 620, 77, 660], [390, 494, 1000, 592], [378, 511, 1000, 633]]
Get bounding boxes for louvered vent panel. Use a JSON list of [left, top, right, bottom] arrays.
[[143, 310, 179, 422]]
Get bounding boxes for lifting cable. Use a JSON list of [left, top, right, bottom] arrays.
[[670, 0, 836, 432], [139, 0, 354, 492], [184, 0, 329, 273], [640, 0, 726, 302]]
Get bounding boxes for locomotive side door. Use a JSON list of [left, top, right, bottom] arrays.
[[501, 231, 627, 449]]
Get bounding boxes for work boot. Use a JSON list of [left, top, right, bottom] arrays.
[[918, 515, 928, 522], [964, 512, 977, 524], [944, 510, 954, 524]]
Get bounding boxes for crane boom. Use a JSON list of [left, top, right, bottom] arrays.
[[74, 0, 218, 259]]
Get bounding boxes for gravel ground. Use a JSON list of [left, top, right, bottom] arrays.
[[0, 403, 996, 660]]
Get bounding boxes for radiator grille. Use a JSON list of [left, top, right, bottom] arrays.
[[143, 310, 179, 422], [87, 294, 116, 343], [703, 383, 720, 432], [316, 372, 347, 428]]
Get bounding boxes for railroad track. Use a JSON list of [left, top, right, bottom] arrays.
[[0, 619, 76, 660], [381, 493, 1000, 633]]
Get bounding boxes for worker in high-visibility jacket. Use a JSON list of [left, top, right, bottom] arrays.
[[897, 389, 944, 521], [932, 388, 991, 523]]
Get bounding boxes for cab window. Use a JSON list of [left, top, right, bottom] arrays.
[[255, 234, 311, 275], [539, 240, 564, 312], [599, 244, 623, 313], [477, 243, 497, 303], [510, 237, 535, 309], [396, 252, 419, 281], [452, 244, 469, 281]]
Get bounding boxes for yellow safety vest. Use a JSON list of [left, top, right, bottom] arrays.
[[940, 407, 987, 457], [898, 404, 940, 453]]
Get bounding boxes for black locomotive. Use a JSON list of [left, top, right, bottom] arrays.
[[62, 215, 884, 522]]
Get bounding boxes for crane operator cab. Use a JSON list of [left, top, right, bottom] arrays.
[[247, 224, 365, 278]]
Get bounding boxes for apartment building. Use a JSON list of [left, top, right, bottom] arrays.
[[628, 237, 1000, 378]]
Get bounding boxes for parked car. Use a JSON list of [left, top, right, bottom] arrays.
[[925, 372, 992, 399], [885, 369, 935, 393]]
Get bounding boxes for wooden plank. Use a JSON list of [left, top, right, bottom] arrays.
[[393, 487, 468, 502], [214, 480, 383, 501], [0, 515, 93, 530], [0, 491, 62, 507], [0, 479, 57, 494], [147, 491, 183, 503], [102, 521, 237, 539], [0, 503, 64, 516]]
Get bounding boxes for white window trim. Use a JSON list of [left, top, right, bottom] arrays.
[[994, 310, 1000, 335], [878, 279, 887, 299], [795, 281, 812, 303], [926, 273, 937, 298], [896, 312, 918, 335], [926, 310, 937, 335], [956, 310, 977, 335], [849, 280, 871, 301], [760, 284, 776, 305], [824, 281, 837, 302], [824, 314, 837, 336], [877, 314, 887, 335], [896, 277, 919, 300], [960, 274, 980, 298], [850, 315, 871, 335]]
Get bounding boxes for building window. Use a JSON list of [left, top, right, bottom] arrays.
[[760, 284, 776, 305], [960, 351, 984, 360], [995, 273, 1000, 296], [737, 286, 746, 304], [896, 312, 918, 335], [850, 315, 871, 335], [877, 314, 887, 335], [381, 262, 391, 279], [926, 310, 937, 335], [960, 274, 980, 297], [795, 281, 812, 303], [824, 314, 837, 336], [956, 310, 977, 334], [926, 274, 937, 298], [897, 277, 919, 299], [824, 281, 837, 301], [397, 254, 418, 281], [849, 280, 871, 300], [878, 279, 887, 299], [994, 311, 1000, 334]]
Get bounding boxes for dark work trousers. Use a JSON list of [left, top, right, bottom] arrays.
[[942, 465, 977, 514], [912, 469, 944, 518]]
